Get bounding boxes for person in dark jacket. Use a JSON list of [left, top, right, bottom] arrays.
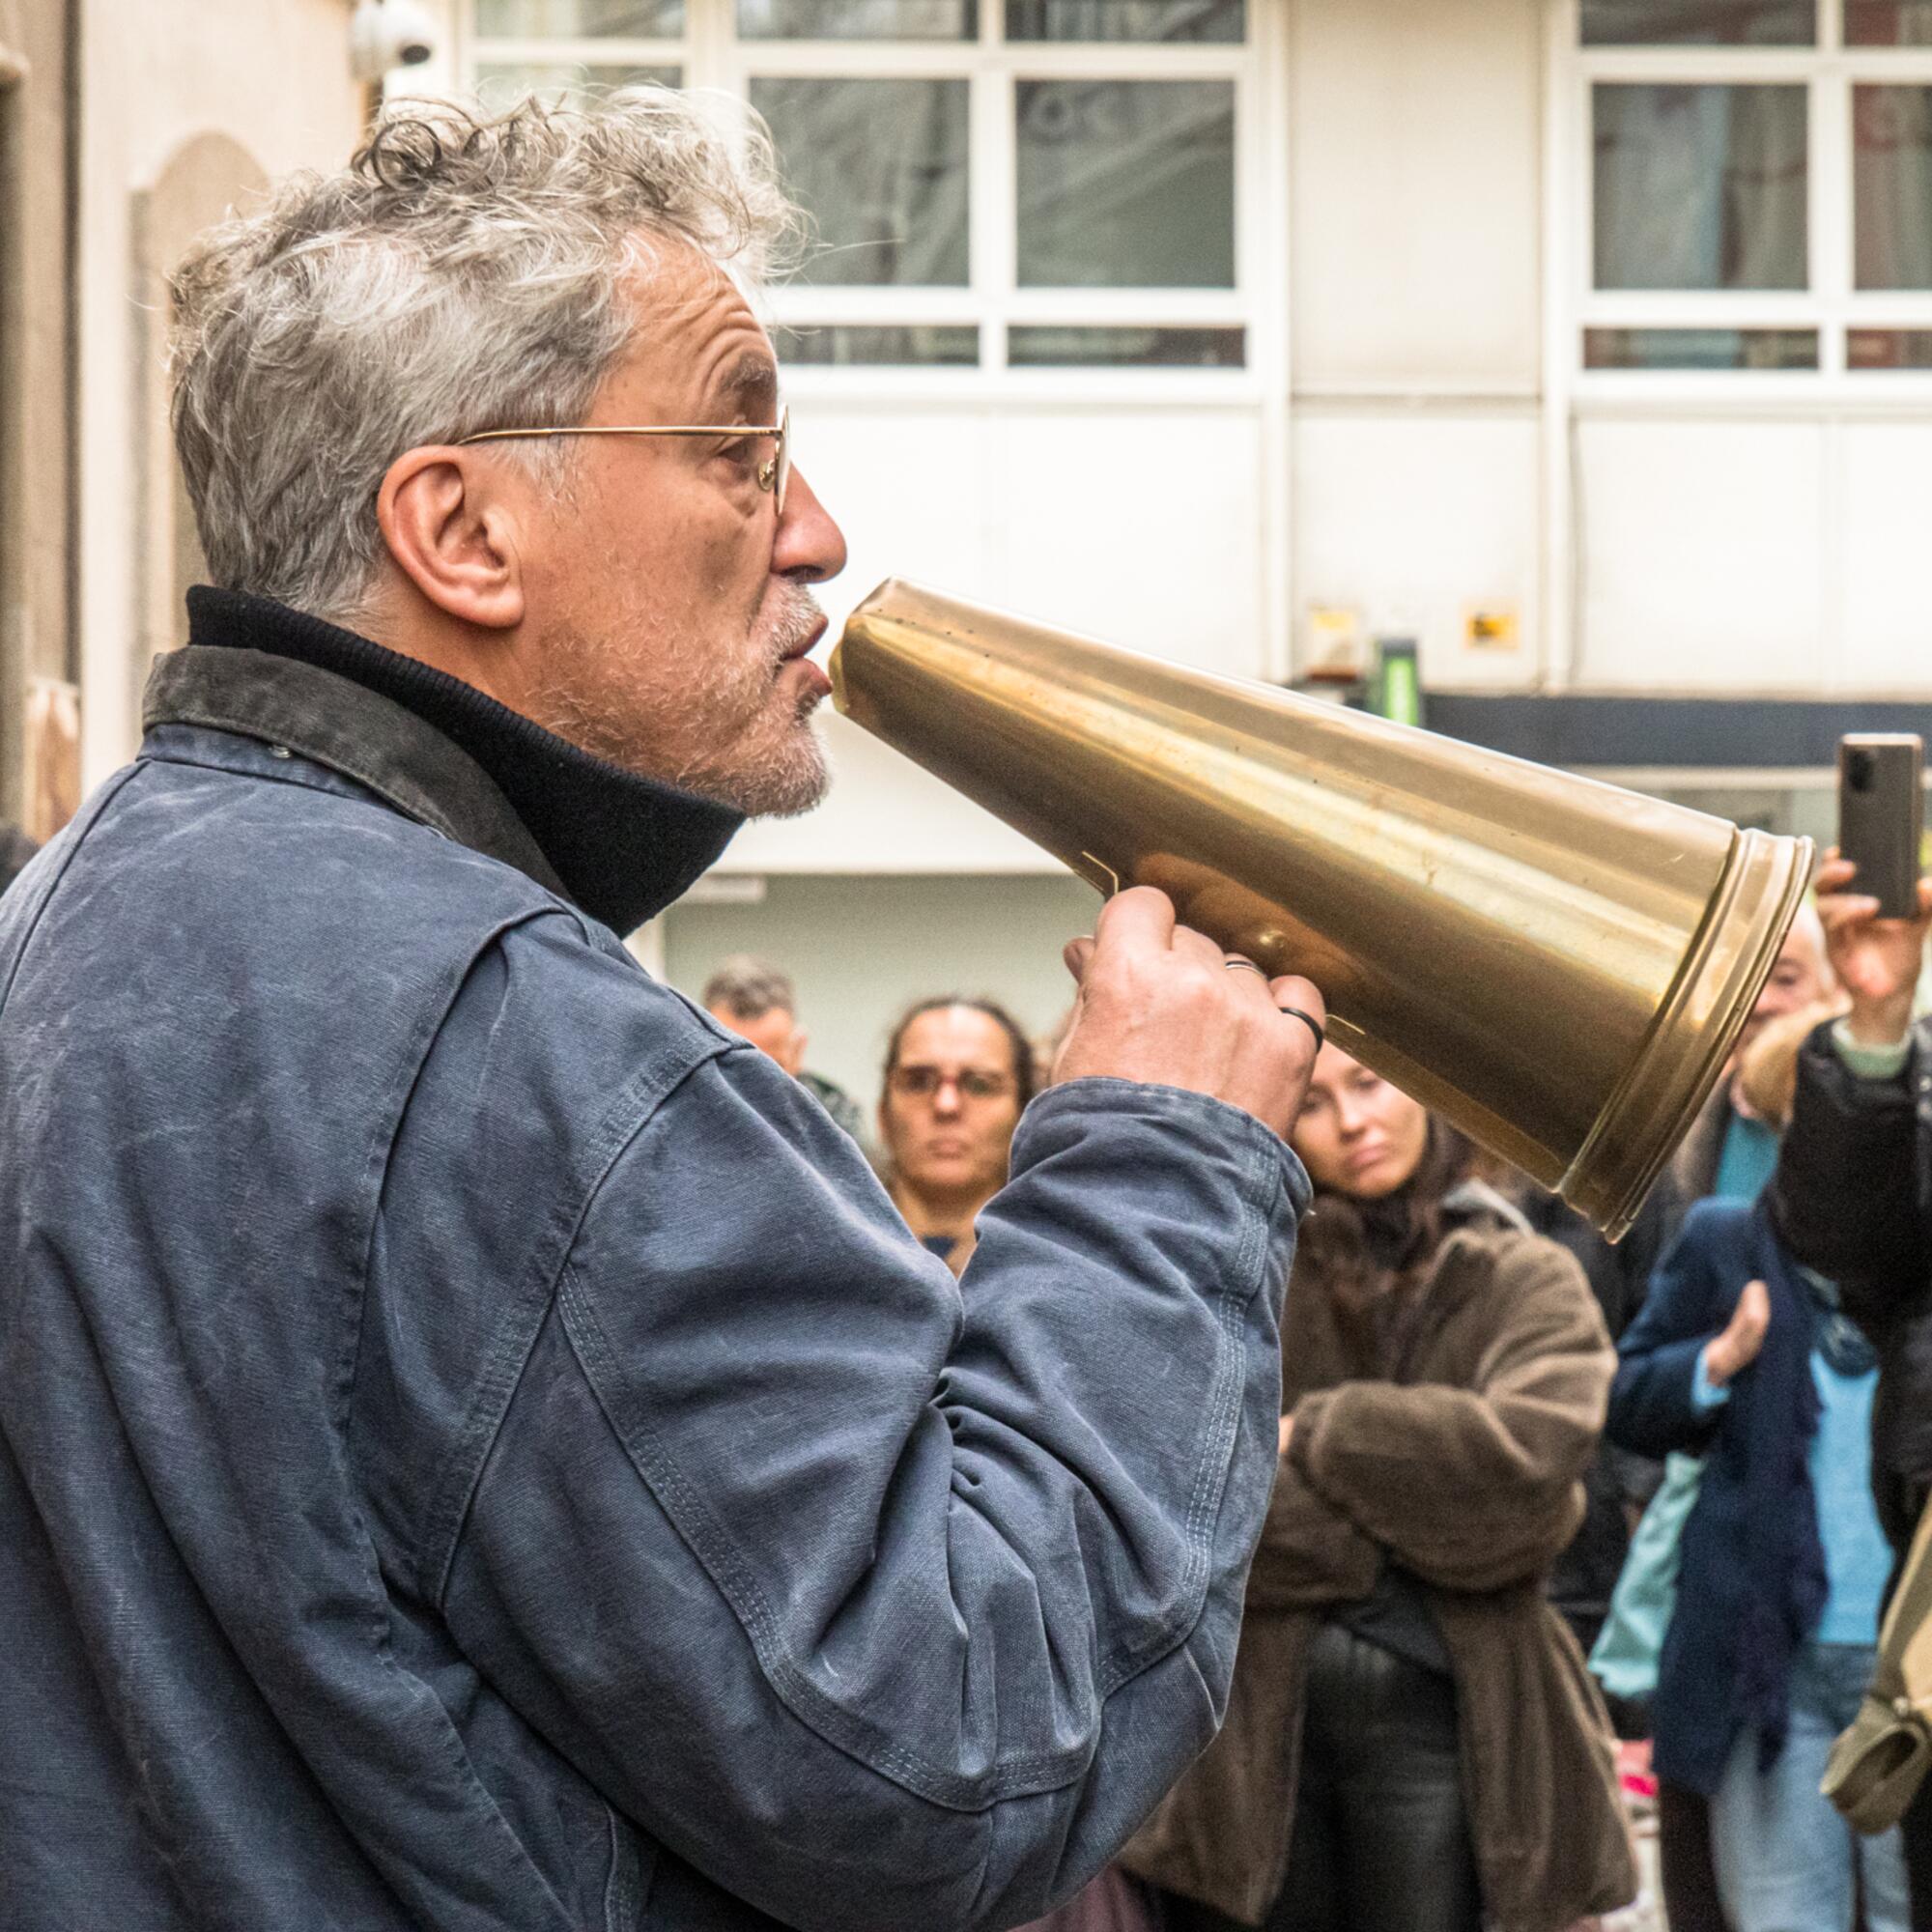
[[1638, 920, 1832, 1932], [1123, 1044, 1633, 1932], [0, 96, 1331, 1931], [1511, 1173, 1682, 1662], [1772, 846, 1932, 1922], [1610, 1182, 1907, 1925]]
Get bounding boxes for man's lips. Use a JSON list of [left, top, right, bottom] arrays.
[[788, 656, 833, 700], [780, 616, 833, 699], [781, 615, 829, 663]]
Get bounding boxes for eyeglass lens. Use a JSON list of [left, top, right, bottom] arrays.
[[892, 1066, 1013, 1100]]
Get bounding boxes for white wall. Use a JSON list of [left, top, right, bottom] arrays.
[[1576, 416, 1827, 692], [1575, 406, 1932, 695], [1841, 420, 1932, 691], [76, 0, 363, 788], [1282, 0, 1550, 696], [1293, 406, 1545, 691], [1289, 0, 1543, 397]]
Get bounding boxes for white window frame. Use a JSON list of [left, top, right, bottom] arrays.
[[457, 0, 1278, 407], [1562, 0, 1932, 401]]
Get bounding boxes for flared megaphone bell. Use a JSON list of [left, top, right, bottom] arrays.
[[831, 580, 1813, 1240]]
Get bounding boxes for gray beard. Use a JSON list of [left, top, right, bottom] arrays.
[[532, 584, 832, 818]]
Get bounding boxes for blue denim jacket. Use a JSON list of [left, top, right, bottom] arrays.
[[0, 643, 1307, 1930]]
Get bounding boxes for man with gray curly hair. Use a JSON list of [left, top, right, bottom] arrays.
[[0, 92, 1326, 1932]]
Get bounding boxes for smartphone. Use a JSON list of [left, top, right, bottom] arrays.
[[1838, 734, 1923, 920]]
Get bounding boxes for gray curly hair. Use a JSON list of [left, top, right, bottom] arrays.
[[169, 90, 803, 622]]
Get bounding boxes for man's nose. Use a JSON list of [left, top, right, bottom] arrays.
[[773, 467, 847, 584], [931, 1076, 964, 1117]]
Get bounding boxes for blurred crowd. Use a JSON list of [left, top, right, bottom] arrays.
[[698, 845, 1932, 1932]]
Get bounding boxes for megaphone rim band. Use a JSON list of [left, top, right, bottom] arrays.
[[1561, 827, 1815, 1241]]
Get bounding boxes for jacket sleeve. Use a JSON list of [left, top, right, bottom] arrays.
[[1604, 1208, 1729, 1461], [1244, 1452, 1381, 1610], [1772, 1020, 1929, 1321], [437, 1047, 1305, 1932], [1283, 1242, 1611, 1593]]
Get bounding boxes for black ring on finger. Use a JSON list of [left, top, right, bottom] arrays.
[[1277, 1006, 1325, 1055]]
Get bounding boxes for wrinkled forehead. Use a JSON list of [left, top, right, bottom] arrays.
[[611, 239, 780, 414]]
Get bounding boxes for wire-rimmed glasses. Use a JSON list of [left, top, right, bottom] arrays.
[[458, 403, 790, 515]]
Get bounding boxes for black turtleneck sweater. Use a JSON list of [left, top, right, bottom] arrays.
[[185, 587, 744, 937]]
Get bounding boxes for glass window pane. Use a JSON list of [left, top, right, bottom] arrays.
[[1583, 327, 1819, 368], [475, 0, 685, 35], [1593, 85, 1807, 290], [737, 0, 975, 38], [751, 77, 969, 286], [475, 62, 680, 108], [1007, 0, 1243, 42], [1581, 0, 1813, 42], [777, 324, 980, 363], [1008, 324, 1244, 364], [1016, 80, 1234, 288], [1846, 2, 1932, 44], [1856, 87, 1932, 290], [1851, 327, 1932, 367]]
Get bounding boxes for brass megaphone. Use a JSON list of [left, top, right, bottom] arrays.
[[830, 580, 1813, 1239]]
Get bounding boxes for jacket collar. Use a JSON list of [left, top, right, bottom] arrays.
[[145, 643, 571, 899], [145, 589, 745, 933], [1439, 1178, 1531, 1236]]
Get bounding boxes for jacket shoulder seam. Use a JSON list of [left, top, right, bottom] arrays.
[[0, 764, 147, 1016]]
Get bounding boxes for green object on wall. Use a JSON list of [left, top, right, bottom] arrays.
[[1372, 639, 1423, 729]]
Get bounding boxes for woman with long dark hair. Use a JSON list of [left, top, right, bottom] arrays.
[[1123, 1043, 1634, 1932]]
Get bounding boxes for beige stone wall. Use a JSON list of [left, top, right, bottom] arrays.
[[0, 0, 364, 830], [0, 0, 73, 836], [72, 0, 363, 791]]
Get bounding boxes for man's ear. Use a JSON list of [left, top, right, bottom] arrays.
[[377, 446, 526, 631], [786, 1025, 810, 1076]]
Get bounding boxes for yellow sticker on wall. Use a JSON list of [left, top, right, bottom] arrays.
[[1464, 608, 1520, 652]]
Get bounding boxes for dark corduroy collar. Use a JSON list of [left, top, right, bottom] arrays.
[[169, 587, 743, 934]]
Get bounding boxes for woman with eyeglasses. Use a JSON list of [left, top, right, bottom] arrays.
[[878, 997, 1038, 1278]]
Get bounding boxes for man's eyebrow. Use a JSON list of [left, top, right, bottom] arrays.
[[708, 353, 779, 420]]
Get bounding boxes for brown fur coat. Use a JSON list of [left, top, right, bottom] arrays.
[[1121, 1192, 1635, 1931]]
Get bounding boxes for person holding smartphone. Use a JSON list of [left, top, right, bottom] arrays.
[[1771, 774, 1932, 1920]]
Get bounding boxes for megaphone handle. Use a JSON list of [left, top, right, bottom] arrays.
[[1076, 851, 1122, 897]]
